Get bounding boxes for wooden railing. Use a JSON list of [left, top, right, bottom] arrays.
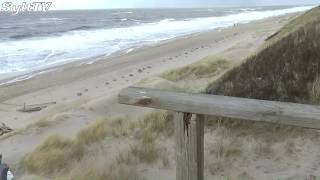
[[118, 87, 320, 180]]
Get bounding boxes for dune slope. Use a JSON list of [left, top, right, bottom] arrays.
[[207, 6, 320, 104]]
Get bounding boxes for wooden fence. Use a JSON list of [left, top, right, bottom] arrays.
[[118, 87, 320, 180]]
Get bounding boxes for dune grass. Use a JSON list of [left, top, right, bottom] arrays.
[[130, 140, 159, 163], [207, 7, 320, 103], [60, 150, 143, 180], [77, 119, 108, 145], [128, 110, 173, 164], [20, 134, 84, 176], [19, 119, 111, 176], [205, 115, 314, 179], [266, 6, 320, 43], [205, 11, 320, 177], [19, 118, 123, 177], [138, 110, 174, 136], [160, 56, 230, 82], [310, 76, 320, 104], [19, 110, 173, 179]]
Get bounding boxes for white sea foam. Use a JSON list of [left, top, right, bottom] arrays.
[[0, 6, 315, 77], [40, 17, 66, 21], [0, 68, 57, 86], [112, 11, 133, 15], [126, 48, 134, 53]]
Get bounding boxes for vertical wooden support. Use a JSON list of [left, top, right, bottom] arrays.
[[175, 112, 204, 180]]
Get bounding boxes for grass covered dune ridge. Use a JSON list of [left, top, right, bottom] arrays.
[[14, 6, 320, 180], [207, 6, 320, 104]]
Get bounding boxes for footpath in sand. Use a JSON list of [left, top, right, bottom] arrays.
[[0, 14, 295, 166]]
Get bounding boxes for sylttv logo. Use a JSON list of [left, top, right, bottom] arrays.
[[1, 2, 52, 15]]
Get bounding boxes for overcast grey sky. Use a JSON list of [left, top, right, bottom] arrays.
[[111, 0, 320, 8], [7, 0, 320, 9]]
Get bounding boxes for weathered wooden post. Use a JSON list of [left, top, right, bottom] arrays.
[[119, 87, 320, 180], [175, 113, 204, 180]]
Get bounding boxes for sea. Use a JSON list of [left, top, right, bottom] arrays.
[[0, 6, 315, 76]]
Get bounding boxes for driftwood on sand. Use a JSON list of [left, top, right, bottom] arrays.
[[0, 123, 13, 136], [17, 102, 56, 112]]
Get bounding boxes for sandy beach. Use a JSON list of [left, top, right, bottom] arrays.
[[0, 13, 298, 178]]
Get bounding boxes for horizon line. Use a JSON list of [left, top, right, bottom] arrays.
[[49, 4, 318, 11]]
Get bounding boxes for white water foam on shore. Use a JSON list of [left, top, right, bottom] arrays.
[[0, 6, 315, 85], [0, 68, 58, 86]]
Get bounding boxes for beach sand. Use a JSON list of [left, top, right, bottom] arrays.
[[0, 13, 298, 178]]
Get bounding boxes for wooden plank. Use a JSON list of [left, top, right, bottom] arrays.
[[175, 113, 204, 180], [119, 87, 320, 129], [17, 102, 56, 112]]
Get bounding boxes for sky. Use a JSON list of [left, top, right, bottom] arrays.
[[4, 0, 320, 10]]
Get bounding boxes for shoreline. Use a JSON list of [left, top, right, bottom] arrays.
[[0, 10, 303, 85], [0, 13, 299, 102], [0, 13, 298, 166], [0, 27, 233, 84]]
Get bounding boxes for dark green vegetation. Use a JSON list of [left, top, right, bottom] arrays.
[[207, 6, 320, 104]]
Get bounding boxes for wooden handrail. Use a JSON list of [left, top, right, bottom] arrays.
[[118, 86, 320, 180], [119, 87, 320, 129]]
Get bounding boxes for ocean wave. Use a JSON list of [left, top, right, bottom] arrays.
[[9, 33, 34, 40], [70, 26, 93, 31], [113, 18, 142, 23], [239, 8, 257, 11], [40, 18, 65, 21], [112, 11, 133, 15], [0, 26, 22, 30], [0, 6, 315, 74]]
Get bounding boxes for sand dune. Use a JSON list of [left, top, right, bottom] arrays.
[[0, 13, 297, 179]]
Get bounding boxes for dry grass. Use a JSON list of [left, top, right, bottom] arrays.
[[64, 165, 141, 180], [138, 110, 174, 137], [20, 119, 111, 176], [205, 115, 319, 178], [29, 119, 53, 128], [213, 126, 241, 161], [310, 76, 320, 104], [115, 130, 160, 165], [160, 148, 170, 168], [60, 151, 143, 180], [19, 110, 173, 179], [20, 135, 84, 176], [77, 119, 108, 145], [127, 110, 174, 164], [107, 117, 132, 137], [160, 56, 230, 82], [18, 174, 45, 180], [130, 140, 159, 163]]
